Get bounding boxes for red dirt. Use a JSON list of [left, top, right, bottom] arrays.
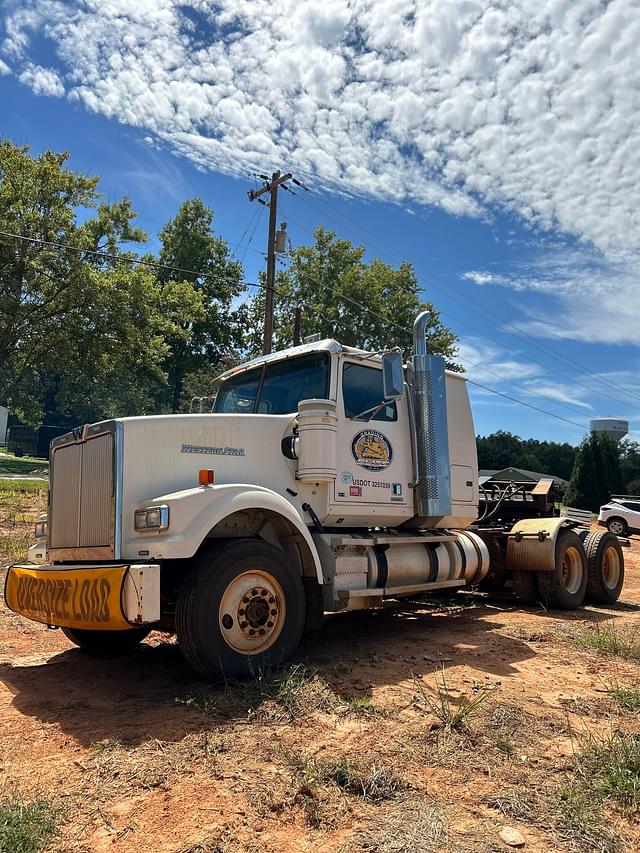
[[1, 529, 639, 852]]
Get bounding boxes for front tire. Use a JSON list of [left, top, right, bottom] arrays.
[[584, 531, 624, 605], [606, 517, 627, 537], [176, 539, 306, 680], [61, 626, 151, 654], [537, 529, 587, 609]]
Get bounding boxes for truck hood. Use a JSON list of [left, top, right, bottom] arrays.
[[118, 413, 297, 510]]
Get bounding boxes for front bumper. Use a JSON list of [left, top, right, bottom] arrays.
[[4, 563, 160, 631]]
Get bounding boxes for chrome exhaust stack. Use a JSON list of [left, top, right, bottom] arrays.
[[409, 311, 452, 520]]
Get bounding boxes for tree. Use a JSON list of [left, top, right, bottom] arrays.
[[0, 141, 176, 424], [619, 440, 640, 492], [155, 199, 245, 412], [565, 432, 623, 511], [476, 431, 577, 480], [245, 227, 459, 366]]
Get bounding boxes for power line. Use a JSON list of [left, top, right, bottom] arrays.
[[465, 379, 586, 430], [0, 229, 262, 293], [296, 188, 640, 411], [456, 354, 593, 418], [2, 227, 587, 432], [237, 204, 265, 265]]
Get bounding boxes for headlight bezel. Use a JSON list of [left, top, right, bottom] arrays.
[[134, 505, 170, 532]]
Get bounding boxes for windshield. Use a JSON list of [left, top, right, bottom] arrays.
[[214, 353, 330, 414]]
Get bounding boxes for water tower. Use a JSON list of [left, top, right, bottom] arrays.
[[589, 417, 629, 442]]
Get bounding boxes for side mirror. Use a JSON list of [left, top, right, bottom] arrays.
[[382, 351, 405, 400]]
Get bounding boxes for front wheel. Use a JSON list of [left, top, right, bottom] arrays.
[[537, 529, 587, 609], [61, 625, 151, 654], [176, 539, 306, 680], [606, 517, 627, 537]]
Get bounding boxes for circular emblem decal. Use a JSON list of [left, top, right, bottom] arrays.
[[351, 430, 393, 472]]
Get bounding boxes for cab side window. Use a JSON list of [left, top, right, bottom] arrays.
[[342, 362, 397, 422]]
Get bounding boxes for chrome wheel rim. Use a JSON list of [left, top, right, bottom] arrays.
[[562, 546, 583, 594], [602, 546, 621, 589], [609, 520, 624, 536], [219, 570, 285, 654]]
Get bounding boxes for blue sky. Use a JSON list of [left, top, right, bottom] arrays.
[[1, 0, 639, 445]]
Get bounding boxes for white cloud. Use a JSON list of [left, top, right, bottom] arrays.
[[462, 270, 502, 286], [458, 337, 541, 384], [0, 57, 9, 74], [464, 245, 640, 344], [18, 62, 64, 97], [1, 0, 639, 257]]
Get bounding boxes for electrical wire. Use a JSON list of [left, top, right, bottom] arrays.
[[2, 226, 588, 431], [0, 229, 264, 293], [465, 379, 586, 429], [297, 188, 640, 410]]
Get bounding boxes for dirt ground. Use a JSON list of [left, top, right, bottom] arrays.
[[0, 510, 638, 852]]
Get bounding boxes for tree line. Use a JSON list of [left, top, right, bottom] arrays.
[[478, 430, 640, 510], [0, 141, 458, 427]]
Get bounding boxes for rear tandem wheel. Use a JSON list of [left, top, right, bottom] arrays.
[[537, 529, 588, 610]]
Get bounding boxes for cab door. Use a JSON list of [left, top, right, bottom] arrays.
[[333, 359, 413, 509]]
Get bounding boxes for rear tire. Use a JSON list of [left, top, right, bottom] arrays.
[[606, 517, 627, 537], [511, 570, 539, 604], [62, 626, 151, 654], [584, 531, 624, 605], [176, 539, 306, 680], [537, 529, 587, 609]]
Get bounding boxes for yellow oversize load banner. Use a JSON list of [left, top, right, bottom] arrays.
[[5, 564, 131, 630]]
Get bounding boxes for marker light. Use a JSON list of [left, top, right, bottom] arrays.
[[199, 469, 215, 486]]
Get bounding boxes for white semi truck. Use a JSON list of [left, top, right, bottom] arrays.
[[5, 313, 625, 678]]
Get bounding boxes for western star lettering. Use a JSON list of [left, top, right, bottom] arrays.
[[15, 576, 112, 623], [181, 443, 245, 456]]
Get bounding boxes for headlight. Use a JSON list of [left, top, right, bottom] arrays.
[[34, 516, 48, 539], [134, 505, 169, 531]]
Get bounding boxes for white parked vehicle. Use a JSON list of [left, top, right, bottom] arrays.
[[598, 496, 640, 536], [5, 313, 625, 679]]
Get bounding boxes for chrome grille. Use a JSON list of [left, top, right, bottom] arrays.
[[50, 432, 114, 552]]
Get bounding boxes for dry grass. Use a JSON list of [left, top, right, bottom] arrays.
[[485, 731, 639, 851], [286, 751, 406, 810], [338, 695, 391, 717], [0, 481, 46, 565], [487, 784, 620, 853], [341, 794, 448, 852], [176, 824, 260, 853], [88, 733, 223, 796], [175, 663, 338, 722]]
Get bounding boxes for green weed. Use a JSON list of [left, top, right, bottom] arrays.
[[574, 625, 640, 661], [0, 797, 60, 853], [607, 685, 640, 711], [412, 669, 493, 731]]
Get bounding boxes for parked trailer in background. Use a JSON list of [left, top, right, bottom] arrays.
[[5, 313, 625, 678], [7, 424, 67, 458]]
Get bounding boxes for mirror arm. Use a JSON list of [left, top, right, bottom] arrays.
[[352, 401, 388, 422]]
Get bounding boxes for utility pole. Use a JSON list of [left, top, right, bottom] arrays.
[[293, 305, 302, 346], [248, 170, 292, 354]]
